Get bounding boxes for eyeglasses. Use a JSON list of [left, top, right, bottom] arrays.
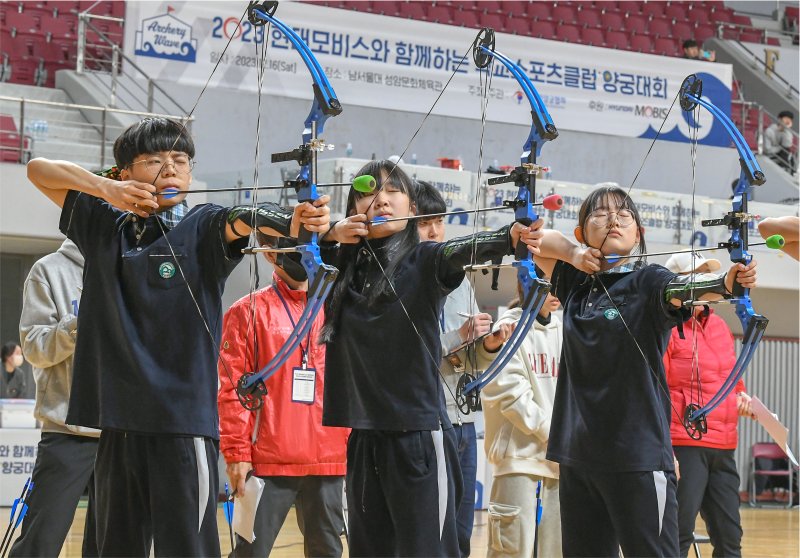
[[588, 209, 635, 227], [129, 155, 195, 175]]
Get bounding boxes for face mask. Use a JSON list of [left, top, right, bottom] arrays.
[[277, 253, 308, 282], [12, 354, 24, 368]]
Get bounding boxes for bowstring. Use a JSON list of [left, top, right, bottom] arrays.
[[243, 23, 272, 388], [688, 103, 704, 420]]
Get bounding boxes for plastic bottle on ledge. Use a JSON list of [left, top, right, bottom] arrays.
[[411, 153, 417, 165], [345, 142, 353, 157], [545, 166, 552, 180]]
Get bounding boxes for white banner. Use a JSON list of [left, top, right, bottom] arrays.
[[125, 2, 734, 147]]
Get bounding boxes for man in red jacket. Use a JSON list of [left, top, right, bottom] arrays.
[[663, 252, 755, 558], [218, 233, 349, 557]]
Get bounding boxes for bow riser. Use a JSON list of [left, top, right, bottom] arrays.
[[236, 2, 342, 410], [460, 30, 561, 397]]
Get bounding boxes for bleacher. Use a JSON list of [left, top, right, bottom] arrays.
[[0, 0, 123, 88], [310, 1, 779, 56]]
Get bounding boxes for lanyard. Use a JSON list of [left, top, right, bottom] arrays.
[[273, 283, 312, 368]]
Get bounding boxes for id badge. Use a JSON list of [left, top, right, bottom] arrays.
[[292, 367, 316, 404]]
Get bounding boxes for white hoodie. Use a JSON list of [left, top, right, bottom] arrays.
[[479, 307, 561, 479], [19, 239, 99, 437]]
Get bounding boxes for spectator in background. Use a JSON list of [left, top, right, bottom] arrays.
[[764, 111, 795, 174], [663, 252, 753, 558], [1, 341, 34, 399], [480, 275, 563, 558], [682, 39, 716, 61], [10, 239, 99, 557]]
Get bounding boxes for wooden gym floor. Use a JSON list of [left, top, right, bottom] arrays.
[[1, 503, 797, 556]]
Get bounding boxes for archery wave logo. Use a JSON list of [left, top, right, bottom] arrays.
[[134, 12, 198, 63], [637, 72, 732, 148]]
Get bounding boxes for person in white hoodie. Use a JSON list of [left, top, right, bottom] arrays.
[[9, 239, 99, 557], [480, 274, 563, 558]]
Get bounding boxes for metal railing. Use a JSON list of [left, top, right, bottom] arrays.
[[0, 95, 192, 167], [733, 40, 800, 98]]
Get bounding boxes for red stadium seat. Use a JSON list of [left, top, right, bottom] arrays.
[[374, 1, 399, 16], [577, 7, 601, 27], [525, 2, 551, 20], [478, 1, 502, 14], [625, 14, 648, 34], [402, 2, 426, 20], [653, 37, 679, 56], [5, 10, 39, 36], [648, 17, 672, 37], [425, 6, 452, 23], [688, 7, 711, 24], [721, 26, 740, 40], [743, 128, 757, 150], [766, 36, 780, 46], [629, 33, 653, 52], [501, 1, 533, 17], [556, 24, 581, 43], [505, 16, 531, 35], [481, 13, 505, 30], [452, 9, 479, 27], [672, 21, 693, 42], [605, 30, 628, 49], [694, 23, 716, 43], [711, 9, 733, 23], [532, 20, 556, 39], [617, 2, 641, 15], [739, 30, 763, 43], [40, 14, 75, 40], [641, 2, 665, 19], [731, 14, 752, 26], [109, 1, 125, 18], [600, 11, 624, 30], [552, 5, 577, 24], [664, 4, 687, 21], [581, 27, 604, 45]]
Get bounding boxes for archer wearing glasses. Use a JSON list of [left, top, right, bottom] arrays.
[[129, 154, 195, 175]]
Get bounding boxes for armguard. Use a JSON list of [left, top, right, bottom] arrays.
[[664, 272, 731, 303], [441, 225, 512, 271], [227, 203, 292, 238]]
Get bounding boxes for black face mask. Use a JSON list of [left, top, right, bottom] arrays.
[[273, 238, 307, 282], [276, 252, 308, 282]]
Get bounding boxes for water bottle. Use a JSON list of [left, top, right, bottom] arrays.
[[411, 153, 417, 165], [545, 166, 552, 180], [345, 142, 353, 157]]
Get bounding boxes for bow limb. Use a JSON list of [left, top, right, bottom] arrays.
[[235, 2, 341, 410], [677, 75, 769, 435], [462, 29, 559, 395]]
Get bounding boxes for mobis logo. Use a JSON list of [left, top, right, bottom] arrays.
[[635, 105, 670, 119]]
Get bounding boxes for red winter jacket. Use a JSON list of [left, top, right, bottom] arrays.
[[663, 310, 745, 449], [218, 274, 349, 476]]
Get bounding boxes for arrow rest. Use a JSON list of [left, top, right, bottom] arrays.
[[237, 373, 268, 411]]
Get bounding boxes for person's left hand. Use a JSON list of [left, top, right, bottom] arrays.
[[724, 260, 757, 292], [737, 392, 756, 419], [510, 218, 544, 255], [290, 195, 331, 237], [483, 322, 516, 352]]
